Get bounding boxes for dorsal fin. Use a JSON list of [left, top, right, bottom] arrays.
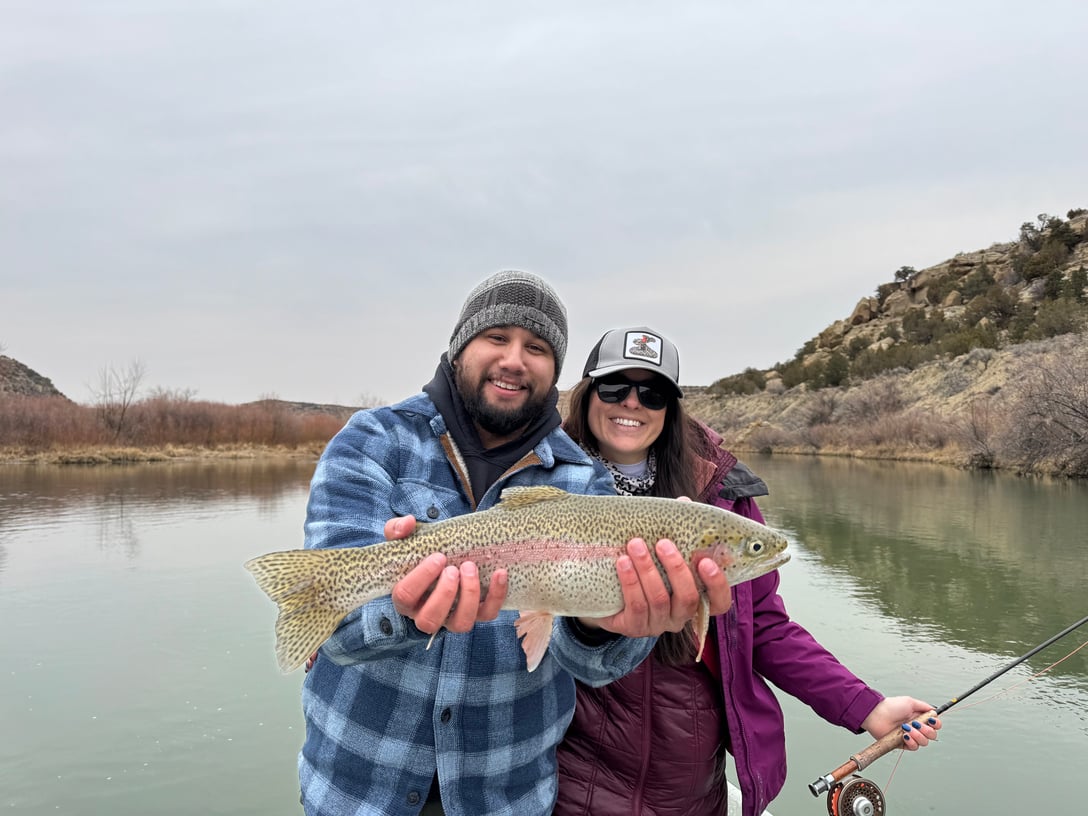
[[495, 485, 571, 510]]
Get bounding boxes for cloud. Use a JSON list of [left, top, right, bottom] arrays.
[[3, 0, 1086, 404]]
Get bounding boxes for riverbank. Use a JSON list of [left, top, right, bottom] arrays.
[[0, 442, 327, 466], [688, 331, 1088, 479], [3, 329, 1086, 479], [0, 437, 1035, 478]]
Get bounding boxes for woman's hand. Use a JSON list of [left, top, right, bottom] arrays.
[[862, 696, 942, 750], [580, 536, 732, 638]]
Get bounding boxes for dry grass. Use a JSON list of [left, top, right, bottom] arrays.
[[5, 331, 1087, 477], [0, 395, 344, 464]]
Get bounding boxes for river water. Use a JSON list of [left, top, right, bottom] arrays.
[[1, 456, 1085, 815]]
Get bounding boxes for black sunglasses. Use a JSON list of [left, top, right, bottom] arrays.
[[593, 375, 671, 411]]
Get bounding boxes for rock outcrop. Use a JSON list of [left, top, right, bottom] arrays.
[[0, 356, 68, 399]]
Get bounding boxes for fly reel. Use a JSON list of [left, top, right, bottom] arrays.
[[825, 775, 886, 816]]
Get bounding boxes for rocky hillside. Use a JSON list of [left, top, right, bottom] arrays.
[[809, 211, 1086, 371], [687, 208, 1088, 476], [708, 209, 1088, 396], [4, 209, 1085, 476], [0, 355, 68, 399]]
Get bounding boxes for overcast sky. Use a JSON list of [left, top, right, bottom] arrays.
[[3, 1, 1086, 406]]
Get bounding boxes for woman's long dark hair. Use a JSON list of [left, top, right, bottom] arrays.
[[563, 376, 715, 664]]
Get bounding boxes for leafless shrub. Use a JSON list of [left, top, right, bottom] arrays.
[[743, 423, 797, 454], [0, 396, 104, 448], [798, 422, 834, 449], [0, 394, 346, 453], [1000, 348, 1088, 476], [839, 378, 905, 424], [953, 397, 999, 468], [805, 391, 839, 427], [841, 409, 950, 450]]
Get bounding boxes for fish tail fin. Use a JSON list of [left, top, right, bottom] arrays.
[[244, 550, 350, 673]]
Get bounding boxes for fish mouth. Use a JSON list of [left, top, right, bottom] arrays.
[[767, 550, 791, 570], [731, 546, 791, 583]]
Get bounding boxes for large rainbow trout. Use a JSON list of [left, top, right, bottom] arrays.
[[245, 486, 790, 673]]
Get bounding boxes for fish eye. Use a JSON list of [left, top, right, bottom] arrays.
[[747, 540, 764, 555]]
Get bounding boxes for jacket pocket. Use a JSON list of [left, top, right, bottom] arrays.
[[389, 479, 465, 522]]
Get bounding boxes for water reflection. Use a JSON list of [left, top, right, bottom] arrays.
[[0, 455, 1083, 816], [0, 459, 317, 585], [0, 459, 314, 815], [751, 455, 1088, 681]]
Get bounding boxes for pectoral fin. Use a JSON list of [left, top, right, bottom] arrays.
[[514, 610, 555, 672]]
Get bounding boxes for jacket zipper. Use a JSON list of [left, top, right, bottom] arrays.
[[722, 600, 762, 816], [632, 656, 653, 814]]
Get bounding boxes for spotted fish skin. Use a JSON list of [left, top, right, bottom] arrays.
[[244, 485, 790, 672]]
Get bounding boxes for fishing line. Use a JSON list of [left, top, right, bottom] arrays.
[[933, 613, 1088, 715], [952, 635, 1088, 713], [810, 613, 1088, 807], [882, 635, 1086, 798]]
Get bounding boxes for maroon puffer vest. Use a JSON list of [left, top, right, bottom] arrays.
[[554, 652, 729, 816]]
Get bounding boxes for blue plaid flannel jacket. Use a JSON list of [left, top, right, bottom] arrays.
[[298, 393, 655, 816]]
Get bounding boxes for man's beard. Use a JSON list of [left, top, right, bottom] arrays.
[[456, 367, 550, 438]]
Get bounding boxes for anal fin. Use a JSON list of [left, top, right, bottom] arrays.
[[514, 610, 555, 672]]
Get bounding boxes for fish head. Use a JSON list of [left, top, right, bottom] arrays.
[[694, 524, 791, 587]]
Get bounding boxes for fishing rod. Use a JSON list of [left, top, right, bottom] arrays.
[[808, 613, 1088, 816]]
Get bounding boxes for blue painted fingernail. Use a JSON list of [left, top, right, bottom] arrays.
[[912, 721, 922, 729], [903, 733, 911, 742], [901, 723, 911, 732], [927, 717, 937, 725]]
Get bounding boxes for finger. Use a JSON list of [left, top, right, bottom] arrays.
[[901, 725, 920, 751], [908, 725, 930, 747], [911, 716, 939, 742], [412, 565, 461, 634], [445, 562, 481, 633], [696, 557, 733, 615], [614, 554, 648, 627], [654, 539, 699, 627], [391, 553, 447, 615], [384, 515, 417, 540], [477, 569, 508, 621], [627, 539, 675, 626]]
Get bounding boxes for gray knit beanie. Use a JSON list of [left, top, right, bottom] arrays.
[[448, 270, 568, 378]]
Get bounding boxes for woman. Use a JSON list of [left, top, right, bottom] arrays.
[[554, 326, 939, 816]]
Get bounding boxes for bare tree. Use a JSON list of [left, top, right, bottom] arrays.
[[356, 391, 386, 408], [91, 359, 146, 441], [1003, 348, 1088, 476], [954, 397, 998, 468]]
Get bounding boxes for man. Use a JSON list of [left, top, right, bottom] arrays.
[[300, 271, 731, 816]]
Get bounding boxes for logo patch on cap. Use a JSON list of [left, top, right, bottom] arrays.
[[624, 331, 662, 365]]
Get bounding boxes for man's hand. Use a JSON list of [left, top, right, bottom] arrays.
[[579, 536, 732, 638], [385, 515, 509, 634]]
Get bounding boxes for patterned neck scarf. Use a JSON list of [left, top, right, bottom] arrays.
[[586, 447, 657, 496]]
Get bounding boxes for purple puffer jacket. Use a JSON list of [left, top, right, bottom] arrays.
[[555, 428, 883, 816]]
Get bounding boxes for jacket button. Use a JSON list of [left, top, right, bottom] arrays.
[[440, 708, 452, 723], [407, 791, 420, 805], [379, 617, 393, 636], [427, 506, 440, 519]]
